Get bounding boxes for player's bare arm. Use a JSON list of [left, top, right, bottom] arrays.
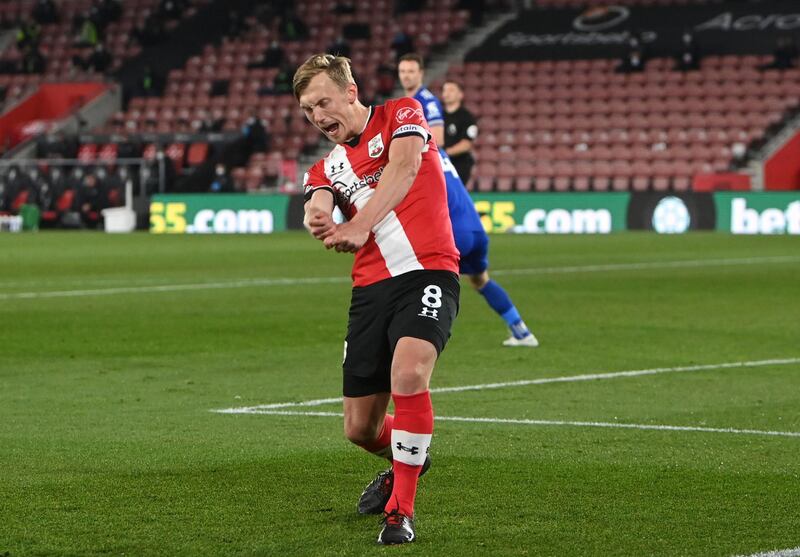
[[303, 188, 335, 240], [324, 134, 425, 253]]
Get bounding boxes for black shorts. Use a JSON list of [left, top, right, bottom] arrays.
[[342, 270, 460, 398]]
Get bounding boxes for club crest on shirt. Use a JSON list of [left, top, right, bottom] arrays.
[[396, 107, 424, 123], [368, 133, 384, 158]]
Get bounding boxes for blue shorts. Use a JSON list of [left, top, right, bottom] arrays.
[[453, 229, 489, 275]]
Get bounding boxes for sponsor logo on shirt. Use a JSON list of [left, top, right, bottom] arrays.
[[396, 107, 424, 123], [333, 166, 385, 201], [329, 161, 346, 176], [393, 124, 426, 137], [426, 101, 441, 119]]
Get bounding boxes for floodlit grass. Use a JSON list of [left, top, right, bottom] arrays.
[[1, 231, 798, 556]]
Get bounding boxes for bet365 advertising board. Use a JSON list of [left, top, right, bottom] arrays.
[[149, 192, 800, 235], [150, 194, 290, 234], [470, 193, 630, 234], [715, 192, 800, 235], [471, 192, 800, 235]]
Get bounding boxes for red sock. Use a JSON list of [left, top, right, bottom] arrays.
[[385, 391, 433, 517], [355, 414, 394, 461]]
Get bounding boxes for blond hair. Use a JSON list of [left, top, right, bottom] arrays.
[[293, 54, 355, 100]]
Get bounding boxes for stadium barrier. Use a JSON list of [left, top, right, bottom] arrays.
[[148, 192, 800, 236]]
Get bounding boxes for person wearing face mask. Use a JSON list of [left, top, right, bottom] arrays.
[[209, 164, 234, 193]]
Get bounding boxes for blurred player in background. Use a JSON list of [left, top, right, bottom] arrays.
[[295, 54, 460, 544], [398, 53, 538, 347], [442, 80, 478, 185]]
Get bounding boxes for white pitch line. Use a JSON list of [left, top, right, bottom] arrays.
[[0, 276, 349, 300], [223, 409, 800, 439], [435, 416, 800, 438], [492, 255, 800, 277], [3, 255, 799, 300], [734, 547, 800, 557], [212, 357, 800, 414]]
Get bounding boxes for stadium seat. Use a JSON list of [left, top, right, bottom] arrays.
[[98, 144, 119, 163], [611, 177, 629, 191], [186, 143, 210, 167], [632, 176, 650, 191], [475, 175, 495, 192], [496, 177, 514, 192], [77, 144, 98, 162], [553, 176, 571, 192], [11, 190, 29, 212], [142, 144, 158, 161], [41, 188, 76, 224]]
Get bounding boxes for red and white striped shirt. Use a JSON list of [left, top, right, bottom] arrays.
[[303, 97, 459, 287]]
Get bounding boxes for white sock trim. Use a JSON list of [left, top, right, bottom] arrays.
[[391, 429, 431, 466]]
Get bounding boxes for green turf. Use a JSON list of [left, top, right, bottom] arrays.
[[1, 231, 799, 556]]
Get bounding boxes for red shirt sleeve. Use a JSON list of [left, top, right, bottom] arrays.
[[302, 160, 333, 202], [388, 97, 432, 144]]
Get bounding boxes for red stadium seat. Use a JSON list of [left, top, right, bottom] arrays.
[[496, 177, 514, 192], [142, 143, 158, 161], [475, 175, 494, 192], [11, 190, 29, 212], [632, 176, 650, 191], [186, 142, 209, 166], [612, 177, 630, 191], [553, 176, 571, 192], [652, 177, 671, 191], [573, 176, 590, 191], [98, 143, 118, 163], [77, 144, 98, 162], [530, 176, 548, 192], [166, 143, 186, 172], [674, 176, 691, 192]]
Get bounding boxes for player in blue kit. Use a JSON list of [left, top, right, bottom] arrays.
[[398, 54, 538, 347]]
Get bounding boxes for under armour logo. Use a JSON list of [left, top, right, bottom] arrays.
[[330, 162, 345, 174], [418, 307, 439, 320], [396, 442, 419, 455]]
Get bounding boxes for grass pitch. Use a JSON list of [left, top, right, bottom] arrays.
[[1, 231, 799, 556]]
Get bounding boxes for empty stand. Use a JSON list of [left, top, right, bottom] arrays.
[[451, 55, 800, 192], [101, 0, 471, 190], [0, 0, 206, 109]]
